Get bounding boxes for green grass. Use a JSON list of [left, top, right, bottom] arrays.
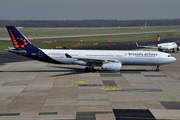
[[1, 25, 180, 37], [0, 26, 180, 53], [0, 41, 13, 53]]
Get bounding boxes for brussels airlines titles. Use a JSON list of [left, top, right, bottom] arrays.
[[124, 52, 157, 57]]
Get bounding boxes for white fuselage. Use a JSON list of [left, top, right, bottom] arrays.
[[41, 49, 176, 66], [157, 42, 177, 50], [6, 26, 177, 71]]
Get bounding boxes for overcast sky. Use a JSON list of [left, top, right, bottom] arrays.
[[0, 0, 180, 20]]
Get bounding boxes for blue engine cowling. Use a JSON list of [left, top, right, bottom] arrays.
[[102, 62, 122, 71]]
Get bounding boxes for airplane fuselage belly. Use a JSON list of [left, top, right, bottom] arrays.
[[42, 49, 174, 66]]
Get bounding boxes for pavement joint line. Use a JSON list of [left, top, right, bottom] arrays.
[[0, 68, 41, 76], [0, 69, 20, 76], [0, 113, 20, 116]]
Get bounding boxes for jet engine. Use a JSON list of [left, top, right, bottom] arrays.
[[158, 48, 163, 52], [102, 62, 122, 71], [177, 48, 180, 51]]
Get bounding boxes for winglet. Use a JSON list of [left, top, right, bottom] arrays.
[[65, 53, 72, 58]]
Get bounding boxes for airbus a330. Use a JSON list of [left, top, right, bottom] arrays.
[[6, 26, 176, 72]]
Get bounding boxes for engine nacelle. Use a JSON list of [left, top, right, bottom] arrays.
[[102, 62, 122, 71], [158, 48, 163, 52]]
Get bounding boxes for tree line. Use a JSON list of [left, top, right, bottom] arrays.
[[1, 19, 180, 27]]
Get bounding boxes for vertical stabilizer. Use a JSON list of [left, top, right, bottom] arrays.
[[6, 26, 37, 50], [157, 34, 161, 44], [6, 26, 61, 64]]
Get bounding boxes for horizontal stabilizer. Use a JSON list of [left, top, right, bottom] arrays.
[[8, 47, 15, 50], [8, 49, 27, 55]]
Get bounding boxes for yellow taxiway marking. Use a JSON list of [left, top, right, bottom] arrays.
[[72, 81, 87, 83], [100, 87, 122, 91]]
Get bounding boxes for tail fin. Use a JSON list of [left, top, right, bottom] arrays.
[[157, 34, 161, 44], [6, 26, 61, 64], [6, 26, 37, 50]]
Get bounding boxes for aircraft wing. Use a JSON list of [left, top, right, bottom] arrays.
[[65, 53, 121, 63], [136, 42, 158, 48]]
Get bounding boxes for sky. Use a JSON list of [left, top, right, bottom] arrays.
[[0, 0, 180, 20]]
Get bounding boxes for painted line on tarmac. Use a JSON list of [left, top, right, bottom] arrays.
[[38, 68, 180, 102]]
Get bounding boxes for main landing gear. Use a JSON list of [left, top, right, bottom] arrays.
[[85, 67, 95, 72], [172, 49, 175, 53], [156, 65, 160, 72], [158, 48, 163, 52], [85, 63, 95, 72]]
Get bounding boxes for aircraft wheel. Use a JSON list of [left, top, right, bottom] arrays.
[[85, 67, 95, 72], [92, 68, 95, 72], [156, 65, 159, 72], [85, 67, 89, 72], [85, 67, 90, 72], [158, 49, 162, 52]]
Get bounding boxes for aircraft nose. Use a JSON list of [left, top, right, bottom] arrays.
[[172, 57, 176, 62]]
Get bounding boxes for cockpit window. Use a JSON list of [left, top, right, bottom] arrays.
[[168, 55, 172, 57]]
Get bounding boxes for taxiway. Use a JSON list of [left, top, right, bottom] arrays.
[[0, 48, 180, 120]]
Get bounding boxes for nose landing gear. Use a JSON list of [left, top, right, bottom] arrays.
[[156, 65, 159, 71]]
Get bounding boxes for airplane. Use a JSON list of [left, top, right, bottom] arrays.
[[136, 34, 180, 52], [6, 26, 176, 72]]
